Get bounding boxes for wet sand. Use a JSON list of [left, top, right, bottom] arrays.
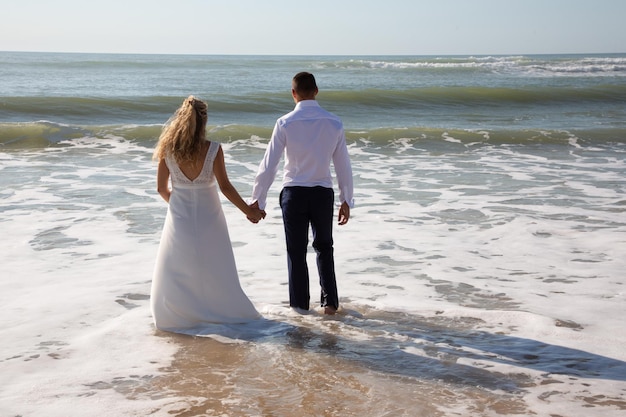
[[83, 306, 626, 416]]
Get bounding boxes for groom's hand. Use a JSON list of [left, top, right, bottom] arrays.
[[338, 201, 350, 225], [247, 201, 266, 224], [251, 201, 266, 217]]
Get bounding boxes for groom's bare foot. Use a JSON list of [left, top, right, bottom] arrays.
[[324, 306, 337, 315]]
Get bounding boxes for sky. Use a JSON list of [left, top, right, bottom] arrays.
[[2, 0, 625, 56]]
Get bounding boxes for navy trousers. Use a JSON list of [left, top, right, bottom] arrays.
[[279, 186, 338, 310]]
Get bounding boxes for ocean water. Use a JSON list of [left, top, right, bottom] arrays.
[[1, 52, 625, 416]]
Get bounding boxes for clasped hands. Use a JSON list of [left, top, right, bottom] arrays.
[[246, 201, 266, 224], [247, 201, 350, 225]]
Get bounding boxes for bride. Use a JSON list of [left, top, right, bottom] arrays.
[[150, 96, 264, 333]]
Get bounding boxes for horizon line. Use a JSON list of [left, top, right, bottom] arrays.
[[2, 50, 625, 58]]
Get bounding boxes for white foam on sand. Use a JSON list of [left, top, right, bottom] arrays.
[[1, 135, 625, 416]]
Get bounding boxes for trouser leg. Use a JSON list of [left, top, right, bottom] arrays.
[[280, 187, 310, 310], [310, 187, 338, 309]]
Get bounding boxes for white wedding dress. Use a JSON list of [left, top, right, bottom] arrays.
[[151, 141, 260, 333]]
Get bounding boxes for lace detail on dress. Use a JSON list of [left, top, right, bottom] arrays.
[[166, 141, 220, 186]]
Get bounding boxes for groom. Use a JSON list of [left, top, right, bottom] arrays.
[[250, 72, 354, 315]]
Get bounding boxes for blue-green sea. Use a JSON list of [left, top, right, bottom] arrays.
[[1, 52, 625, 416]]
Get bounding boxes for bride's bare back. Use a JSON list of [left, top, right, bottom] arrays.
[[177, 142, 210, 181]]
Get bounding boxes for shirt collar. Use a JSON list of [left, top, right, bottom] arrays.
[[295, 99, 320, 109]]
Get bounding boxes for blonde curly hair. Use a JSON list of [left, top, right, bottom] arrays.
[[153, 95, 208, 164]]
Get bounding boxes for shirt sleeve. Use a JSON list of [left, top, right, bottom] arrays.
[[332, 128, 355, 208], [251, 122, 286, 210]]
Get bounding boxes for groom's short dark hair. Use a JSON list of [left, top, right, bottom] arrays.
[[292, 72, 318, 98]]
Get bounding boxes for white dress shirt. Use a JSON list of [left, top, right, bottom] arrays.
[[252, 100, 354, 210]]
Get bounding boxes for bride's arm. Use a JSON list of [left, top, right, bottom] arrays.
[[213, 146, 265, 222], [157, 158, 171, 203]]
